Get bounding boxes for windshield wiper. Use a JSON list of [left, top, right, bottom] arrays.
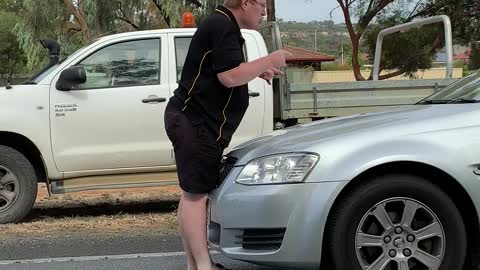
[[447, 98, 480, 104], [417, 99, 451, 104], [417, 98, 480, 104]]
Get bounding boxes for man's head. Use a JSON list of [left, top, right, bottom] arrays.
[[224, 0, 266, 30]]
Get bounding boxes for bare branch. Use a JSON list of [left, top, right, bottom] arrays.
[[337, 0, 346, 10], [358, 0, 395, 31], [406, 1, 423, 21], [378, 69, 407, 80], [366, 0, 374, 14], [115, 16, 139, 30], [329, 4, 341, 19], [115, 2, 139, 30], [150, 0, 171, 27], [63, 0, 90, 39]]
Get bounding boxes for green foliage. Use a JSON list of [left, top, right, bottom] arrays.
[[453, 59, 464, 69], [363, 20, 440, 78], [193, 0, 223, 24], [340, 0, 479, 80], [0, 0, 22, 12], [13, 0, 73, 70], [469, 44, 480, 71], [0, 11, 25, 77], [10, 0, 195, 71]]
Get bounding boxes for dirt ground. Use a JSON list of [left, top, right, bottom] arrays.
[[0, 184, 182, 237]]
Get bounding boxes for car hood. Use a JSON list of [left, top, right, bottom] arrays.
[[0, 84, 33, 93], [229, 104, 479, 165]]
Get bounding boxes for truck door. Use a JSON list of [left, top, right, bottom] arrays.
[[50, 35, 174, 171], [168, 32, 266, 148]]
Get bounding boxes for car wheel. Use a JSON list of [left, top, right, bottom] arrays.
[[325, 174, 466, 270], [0, 145, 37, 224]]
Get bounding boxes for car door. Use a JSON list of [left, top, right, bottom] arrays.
[[50, 36, 173, 172], [168, 31, 266, 148]]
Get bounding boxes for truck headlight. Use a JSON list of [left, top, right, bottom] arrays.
[[236, 153, 319, 185]]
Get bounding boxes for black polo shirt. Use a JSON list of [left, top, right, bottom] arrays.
[[170, 5, 249, 148]]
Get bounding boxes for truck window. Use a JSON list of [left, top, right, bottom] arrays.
[[174, 36, 248, 82], [75, 39, 160, 89], [174, 37, 192, 82]]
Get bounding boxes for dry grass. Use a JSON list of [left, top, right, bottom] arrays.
[[0, 212, 178, 237], [0, 184, 182, 237]]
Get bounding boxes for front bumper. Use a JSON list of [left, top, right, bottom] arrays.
[[208, 166, 346, 269]]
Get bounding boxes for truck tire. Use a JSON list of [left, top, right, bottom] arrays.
[[325, 174, 466, 270], [0, 145, 37, 223]]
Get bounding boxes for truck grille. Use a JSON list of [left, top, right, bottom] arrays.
[[218, 156, 237, 184], [235, 228, 286, 250]]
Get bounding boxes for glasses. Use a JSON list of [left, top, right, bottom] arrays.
[[250, 0, 266, 10]]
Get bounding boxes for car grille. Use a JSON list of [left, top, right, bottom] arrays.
[[218, 156, 237, 184], [235, 228, 286, 250]]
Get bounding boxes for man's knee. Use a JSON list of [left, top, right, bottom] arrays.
[[183, 191, 208, 202]]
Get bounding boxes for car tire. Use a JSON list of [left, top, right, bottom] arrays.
[[0, 145, 37, 224], [325, 174, 466, 270]]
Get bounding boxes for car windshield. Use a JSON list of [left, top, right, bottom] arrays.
[[30, 64, 58, 84], [29, 43, 96, 84], [417, 71, 480, 104]]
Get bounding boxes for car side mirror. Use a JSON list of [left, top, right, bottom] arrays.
[[56, 66, 86, 91]]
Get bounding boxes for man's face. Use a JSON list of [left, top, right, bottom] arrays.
[[243, 0, 266, 30]]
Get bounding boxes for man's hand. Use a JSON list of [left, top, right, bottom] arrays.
[[259, 67, 284, 85], [267, 50, 293, 68]]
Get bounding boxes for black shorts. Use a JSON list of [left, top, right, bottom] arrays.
[[164, 102, 224, 194]]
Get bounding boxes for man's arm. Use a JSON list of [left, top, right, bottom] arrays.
[[217, 50, 291, 88]]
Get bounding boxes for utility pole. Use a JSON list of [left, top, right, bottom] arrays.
[[341, 40, 344, 65], [314, 27, 321, 51]]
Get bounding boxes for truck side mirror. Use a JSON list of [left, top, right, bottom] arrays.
[[56, 66, 86, 91]]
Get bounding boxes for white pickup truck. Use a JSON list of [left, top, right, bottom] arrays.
[[0, 28, 273, 223], [0, 17, 458, 223]]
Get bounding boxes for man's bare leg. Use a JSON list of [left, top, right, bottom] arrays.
[[180, 192, 218, 270], [177, 195, 197, 270]]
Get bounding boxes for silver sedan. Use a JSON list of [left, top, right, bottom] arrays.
[[208, 71, 480, 270]]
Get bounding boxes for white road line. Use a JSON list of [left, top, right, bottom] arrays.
[[0, 251, 218, 265]]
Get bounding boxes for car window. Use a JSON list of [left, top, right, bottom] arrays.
[[174, 36, 248, 82], [75, 39, 160, 89], [175, 37, 192, 82]]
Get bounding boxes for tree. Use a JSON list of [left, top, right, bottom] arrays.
[[0, 11, 25, 80], [469, 44, 480, 71], [13, 0, 199, 70], [362, 17, 441, 79], [13, 0, 70, 70], [192, 0, 223, 24], [0, 0, 22, 12], [336, 0, 479, 80]]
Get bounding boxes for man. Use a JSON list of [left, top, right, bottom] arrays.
[[164, 1, 291, 269]]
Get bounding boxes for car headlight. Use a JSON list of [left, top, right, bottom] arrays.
[[235, 153, 319, 185]]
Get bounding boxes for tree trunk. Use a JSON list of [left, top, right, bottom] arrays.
[[151, 0, 171, 28], [351, 36, 365, 81], [267, 0, 275, 21], [63, 0, 90, 40]]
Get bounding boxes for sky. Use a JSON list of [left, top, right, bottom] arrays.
[[275, 0, 345, 23]]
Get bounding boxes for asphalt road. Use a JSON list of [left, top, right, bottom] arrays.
[[0, 233, 288, 270]]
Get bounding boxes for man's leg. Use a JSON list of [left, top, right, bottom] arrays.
[[179, 191, 218, 270], [178, 195, 197, 270]]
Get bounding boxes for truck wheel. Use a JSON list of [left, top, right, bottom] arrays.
[[325, 174, 466, 270], [0, 146, 37, 223]]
